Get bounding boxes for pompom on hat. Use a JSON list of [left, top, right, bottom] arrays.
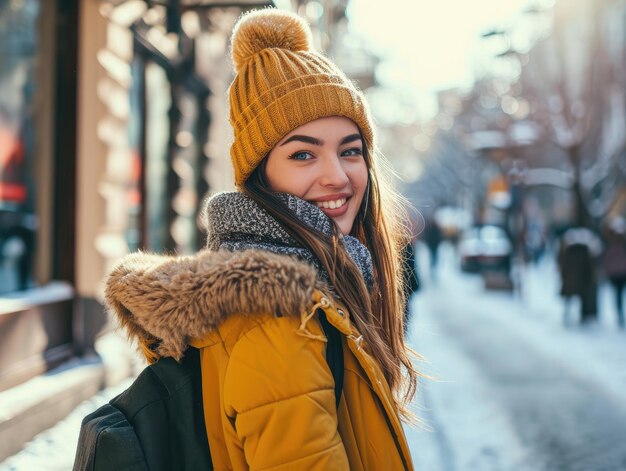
[[228, 8, 375, 187]]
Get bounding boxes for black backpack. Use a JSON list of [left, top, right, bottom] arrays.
[[73, 313, 343, 471]]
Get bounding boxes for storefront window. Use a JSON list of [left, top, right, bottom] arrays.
[[145, 62, 171, 253], [0, 0, 40, 294]]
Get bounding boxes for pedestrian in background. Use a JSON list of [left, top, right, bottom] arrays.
[[423, 211, 443, 281], [602, 216, 626, 328], [558, 227, 602, 325], [95, 9, 418, 470]]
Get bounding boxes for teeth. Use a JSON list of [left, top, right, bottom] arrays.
[[316, 198, 347, 209]]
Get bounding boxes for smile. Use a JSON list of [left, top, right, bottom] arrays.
[[315, 197, 347, 209]]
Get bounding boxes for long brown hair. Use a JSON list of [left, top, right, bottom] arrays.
[[243, 143, 419, 417]]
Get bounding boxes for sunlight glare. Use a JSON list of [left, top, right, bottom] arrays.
[[347, 0, 531, 119]]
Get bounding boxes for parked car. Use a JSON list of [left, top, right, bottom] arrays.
[[459, 225, 512, 273]]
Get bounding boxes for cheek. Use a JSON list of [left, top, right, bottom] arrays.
[[265, 154, 289, 192], [265, 156, 311, 197], [350, 161, 369, 203], [264, 162, 283, 192]]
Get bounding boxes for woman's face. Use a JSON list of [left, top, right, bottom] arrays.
[[265, 116, 369, 235]]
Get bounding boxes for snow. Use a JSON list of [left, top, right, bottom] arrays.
[[0, 380, 133, 471], [405, 242, 626, 470]]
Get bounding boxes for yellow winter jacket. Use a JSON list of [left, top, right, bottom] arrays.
[[106, 249, 414, 470]]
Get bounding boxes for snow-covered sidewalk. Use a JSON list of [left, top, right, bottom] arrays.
[[0, 334, 141, 471], [413, 243, 626, 388], [405, 243, 626, 470], [0, 379, 133, 471]]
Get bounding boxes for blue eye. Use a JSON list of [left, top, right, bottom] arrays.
[[289, 151, 313, 161], [342, 147, 363, 157]]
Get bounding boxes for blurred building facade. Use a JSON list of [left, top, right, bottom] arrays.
[[408, 0, 626, 254], [1, 0, 82, 399], [0, 0, 355, 459]]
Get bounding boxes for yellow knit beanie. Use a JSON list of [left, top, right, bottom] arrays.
[[228, 8, 375, 187]]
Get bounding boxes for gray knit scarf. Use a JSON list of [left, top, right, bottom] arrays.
[[205, 191, 374, 288]]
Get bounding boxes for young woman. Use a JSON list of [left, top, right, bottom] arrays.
[[105, 9, 418, 470]]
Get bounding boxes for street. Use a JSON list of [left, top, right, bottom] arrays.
[[2, 1, 626, 470], [2, 244, 626, 470], [406, 244, 626, 471]]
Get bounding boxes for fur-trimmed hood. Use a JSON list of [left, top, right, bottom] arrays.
[[105, 249, 320, 360]]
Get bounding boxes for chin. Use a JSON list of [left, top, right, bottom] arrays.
[[334, 218, 354, 236]]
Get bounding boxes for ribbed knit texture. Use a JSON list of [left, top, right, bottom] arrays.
[[205, 191, 374, 289], [228, 9, 375, 186]]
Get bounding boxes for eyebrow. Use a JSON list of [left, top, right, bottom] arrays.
[[280, 135, 322, 146], [340, 134, 363, 146], [279, 133, 363, 147]]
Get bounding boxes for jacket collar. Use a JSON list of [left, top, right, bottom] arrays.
[[105, 249, 323, 360]]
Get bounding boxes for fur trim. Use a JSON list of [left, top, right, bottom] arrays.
[[105, 249, 318, 360]]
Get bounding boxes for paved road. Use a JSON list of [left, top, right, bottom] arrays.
[[0, 379, 133, 471], [406, 255, 626, 471]]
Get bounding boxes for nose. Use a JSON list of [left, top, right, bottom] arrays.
[[319, 154, 349, 188]]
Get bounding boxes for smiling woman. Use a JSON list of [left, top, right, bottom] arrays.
[[88, 8, 420, 471]]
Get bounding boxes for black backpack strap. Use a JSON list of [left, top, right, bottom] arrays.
[[318, 310, 344, 408]]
